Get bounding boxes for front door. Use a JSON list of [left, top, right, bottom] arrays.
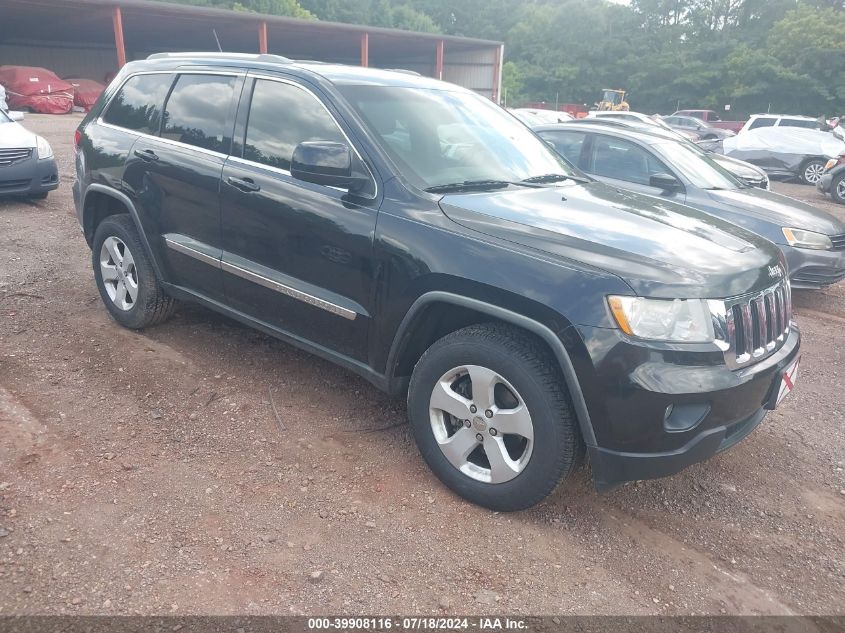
[[585, 133, 686, 201], [219, 75, 380, 362]]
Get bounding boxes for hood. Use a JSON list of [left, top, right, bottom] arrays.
[[706, 187, 845, 237], [0, 120, 36, 149], [440, 181, 782, 299], [711, 154, 765, 180]]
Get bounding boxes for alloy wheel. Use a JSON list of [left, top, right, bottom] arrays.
[[99, 236, 139, 311], [836, 178, 845, 201], [803, 162, 824, 184], [428, 364, 534, 484]]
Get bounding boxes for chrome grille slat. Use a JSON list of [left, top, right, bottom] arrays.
[[739, 303, 753, 358], [0, 147, 32, 167], [712, 279, 791, 369]]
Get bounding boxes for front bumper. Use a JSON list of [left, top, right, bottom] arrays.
[[816, 172, 833, 194], [0, 154, 59, 197], [781, 243, 845, 288], [573, 325, 801, 490]]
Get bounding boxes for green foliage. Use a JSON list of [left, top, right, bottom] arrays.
[[158, 0, 845, 116]]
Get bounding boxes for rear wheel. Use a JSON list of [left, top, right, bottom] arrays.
[[831, 172, 845, 205], [407, 323, 582, 511], [92, 215, 175, 329], [800, 159, 826, 185]]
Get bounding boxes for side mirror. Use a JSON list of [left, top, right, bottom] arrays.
[[9, 111, 25, 122], [290, 141, 369, 193], [649, 173, 682, 191]]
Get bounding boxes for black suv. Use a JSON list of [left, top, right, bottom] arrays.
[[73, 53, 801, 511]]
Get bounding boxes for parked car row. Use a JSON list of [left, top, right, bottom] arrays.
[[73, 53, 806, 511], [534, 121, 845, 289]]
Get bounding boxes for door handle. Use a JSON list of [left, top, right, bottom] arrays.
[[133, 148, 159, 162], [227, 176, 261, 192]]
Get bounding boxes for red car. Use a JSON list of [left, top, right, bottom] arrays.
[[672, 109, 745, 134]]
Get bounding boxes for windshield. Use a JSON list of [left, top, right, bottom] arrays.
[[653, 141, 743, 190], [338, 85, 579, 191]]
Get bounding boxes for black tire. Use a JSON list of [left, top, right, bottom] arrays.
[[407, 323, 583, 511], [92, 215, 175, 329], [831, 172, 845, 205], [799, 158, 826, 185]]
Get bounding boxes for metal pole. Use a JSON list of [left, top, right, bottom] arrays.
[[360, 32, 369, 68], [259, 21, 268, 54], [435, 40, 445, 80], [112, 7, 127, 68]]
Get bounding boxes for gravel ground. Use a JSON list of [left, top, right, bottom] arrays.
[[0, 114, 844, 616]]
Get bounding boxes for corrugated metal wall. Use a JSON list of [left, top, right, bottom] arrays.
[[443, 47, 498, 99], [1, 41, 501, 101], [0, 44, 118, 83]]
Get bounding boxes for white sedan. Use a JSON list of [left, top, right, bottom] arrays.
[[0, 109, 58, 199]]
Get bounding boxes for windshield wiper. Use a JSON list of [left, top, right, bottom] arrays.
[[522, 173, 590, 184], [424, 179, 533, 194]]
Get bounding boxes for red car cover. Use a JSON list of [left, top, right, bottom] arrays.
[[66, 78, 105, 111], [0, 65, 74, 114]]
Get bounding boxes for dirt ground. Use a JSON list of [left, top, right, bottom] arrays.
[[1, 113, 843, 617]]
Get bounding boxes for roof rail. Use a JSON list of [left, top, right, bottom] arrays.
[[147, 52, 292, 63], [383, 68, 422, 76]]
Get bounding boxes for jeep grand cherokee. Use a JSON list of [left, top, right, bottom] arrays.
[[73, 53, 801, 511]]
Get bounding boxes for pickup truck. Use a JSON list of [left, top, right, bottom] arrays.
[[672, 110, 745, 133]]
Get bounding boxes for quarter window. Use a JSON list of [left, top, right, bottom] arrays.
[[161, 74, 236, 153], [103, 73, 173, 135], [243, 79, 345, 171]]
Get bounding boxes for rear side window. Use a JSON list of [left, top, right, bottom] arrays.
[[780, 118, 816, 129], [538, 130, 587, 166], [103, 73, 173, 135], [243, 79, 345, 171], [161, 74, 236, 153], [748, 117, 776, 130]]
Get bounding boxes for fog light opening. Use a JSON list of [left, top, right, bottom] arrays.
[[663, 402, 711, 433]]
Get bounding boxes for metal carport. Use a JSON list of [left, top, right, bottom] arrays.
[[0, 0, 503, 101]]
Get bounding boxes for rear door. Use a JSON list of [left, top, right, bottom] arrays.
[[535, 129, 589, 169], [122, 70, 243, 302], [219, 74, 380, 362]]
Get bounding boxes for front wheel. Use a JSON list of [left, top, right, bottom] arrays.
[[831, 172, 845, 205], [407, 323, 582, 511], [800, 159, 826, 185]]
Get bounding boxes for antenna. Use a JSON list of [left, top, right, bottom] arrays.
[[212, 29, 223, 52]]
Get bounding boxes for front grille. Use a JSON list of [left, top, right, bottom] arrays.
[[741, 176, 767, 189], [711, 279, 791, 369], [830, 233, 845, 251], [792, 266, 845, 286], [0, 178, 31, 191], [0, 148, 32, 167]]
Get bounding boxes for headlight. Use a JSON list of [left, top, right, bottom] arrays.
[[607, 296, 714, 342], [35, 135, 53, 159], [781, 227, 832, 250], [825, 158, 837, 170]]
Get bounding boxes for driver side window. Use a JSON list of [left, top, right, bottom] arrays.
[[243, 79, 346, 172], [589, 135, 670, 186]]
